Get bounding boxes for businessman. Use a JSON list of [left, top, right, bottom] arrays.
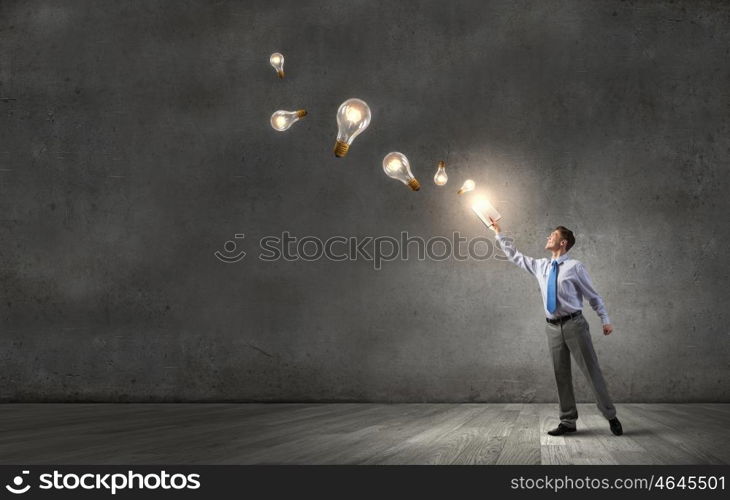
[[487, 218, 622, 436]]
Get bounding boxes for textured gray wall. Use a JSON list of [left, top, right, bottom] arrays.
[[1, 0, 728, 402]]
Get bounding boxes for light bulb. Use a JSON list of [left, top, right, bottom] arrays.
[[457, 179, 476, 195], [471, 195, 502, 228], [270, 52, 285, 78], [382, 152, 421, 191], [434, 161, 448, 186], [270, 109, 307, 131], [333, 98, 371, 157]]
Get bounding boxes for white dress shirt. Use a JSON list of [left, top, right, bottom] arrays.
[[496, 233, 611, 325]]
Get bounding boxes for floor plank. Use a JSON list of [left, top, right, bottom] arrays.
[[0, 403, 727, 464], [495, 405, 541, 465]]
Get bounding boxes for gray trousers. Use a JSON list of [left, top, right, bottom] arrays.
[[545, 314, 616, 428]]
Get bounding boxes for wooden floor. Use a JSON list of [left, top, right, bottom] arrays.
[[1, 403, 728, 464]]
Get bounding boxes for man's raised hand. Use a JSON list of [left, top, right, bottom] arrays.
[[488, 217, 501, 234]]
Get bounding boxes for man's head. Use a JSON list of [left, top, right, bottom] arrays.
[[545, 226, 575, 253]]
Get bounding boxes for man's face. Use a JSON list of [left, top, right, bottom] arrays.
[[545, 230, 565, 251]]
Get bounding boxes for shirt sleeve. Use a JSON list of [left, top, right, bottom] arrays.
[[576, 263, 611, 325], [495, 233, 538, 276]]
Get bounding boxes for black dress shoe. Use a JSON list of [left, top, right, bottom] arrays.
[[547, 423, 577, 436], [609, 417, 623, 436]]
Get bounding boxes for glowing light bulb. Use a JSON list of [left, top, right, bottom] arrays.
[[334, 98, 371, 157], [270, 109, 307, 131], [270, 53, 285, 78], [471, 195, 502, 228], [434, 161, 448, 186], [457, 179, 476, 195], [382, 152, 421, 191]]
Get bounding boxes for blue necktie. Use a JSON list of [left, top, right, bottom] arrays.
[[547, 261, 558, 314]]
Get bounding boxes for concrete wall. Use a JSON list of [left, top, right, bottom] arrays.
[[1, 0, 728, 402]]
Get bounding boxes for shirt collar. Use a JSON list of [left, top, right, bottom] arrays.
[[551, 253, 570, 265]]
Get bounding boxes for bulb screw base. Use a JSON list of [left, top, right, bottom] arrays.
[[334, 141, 350, 158], [407, 178, 421, 191], [296, 109, 307, 118], [457, 188, 465, 195], [277, 70, 285, 79], [438, 160, 445, 168]]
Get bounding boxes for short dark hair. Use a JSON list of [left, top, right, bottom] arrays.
[[555, 226, 575, 251]]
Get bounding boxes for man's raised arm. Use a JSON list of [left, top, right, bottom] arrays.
[[488, 218, 538, 276]]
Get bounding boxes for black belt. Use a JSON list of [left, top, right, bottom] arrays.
[[546, 310, 582, 325]]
